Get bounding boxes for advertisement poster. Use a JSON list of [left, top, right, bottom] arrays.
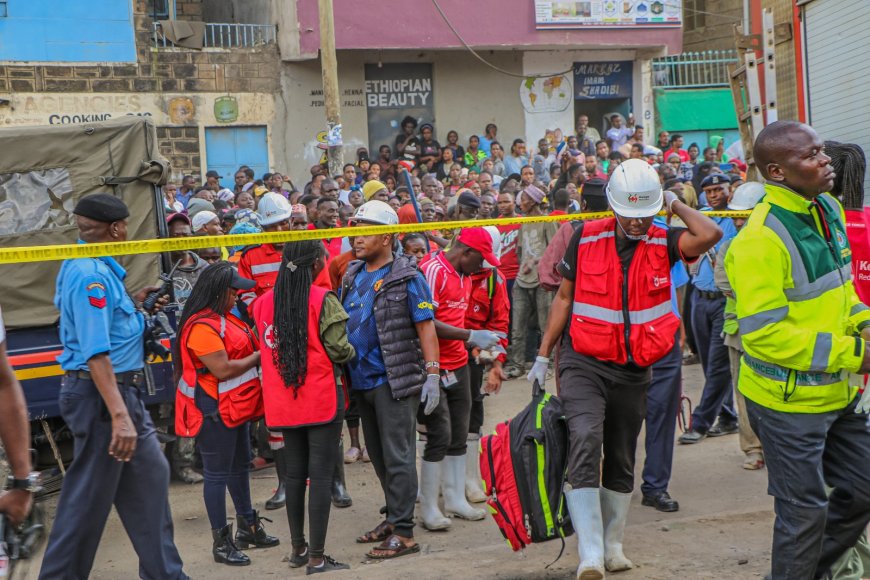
[[364, 63, 434, 154], [535, 0, 682, 28]]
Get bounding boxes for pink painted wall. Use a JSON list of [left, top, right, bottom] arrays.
[[297, 0, 682, 56]]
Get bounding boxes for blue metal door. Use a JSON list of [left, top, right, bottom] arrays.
[[204, 126, 269, 189]]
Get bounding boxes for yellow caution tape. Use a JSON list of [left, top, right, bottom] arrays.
[[0, 210, 751, 265]]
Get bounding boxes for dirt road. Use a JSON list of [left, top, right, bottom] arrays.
[[34, 363, 776, 579]]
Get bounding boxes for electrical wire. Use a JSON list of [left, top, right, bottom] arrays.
[[430, 0, 575, 79]]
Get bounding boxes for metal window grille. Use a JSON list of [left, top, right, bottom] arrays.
[[652, 50, 740, 89], [152, 22, 277, 49]]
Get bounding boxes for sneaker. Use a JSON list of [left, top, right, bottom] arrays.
[[306, 555, 350, 575], [678, 429, 707, 444], [288, 546, 309, 568], [708, 422, 739, 437], [344, 446, 361, 464], [174, 466, 203, 484]]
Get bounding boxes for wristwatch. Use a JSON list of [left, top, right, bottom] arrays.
[[7, 473, 39, 493]]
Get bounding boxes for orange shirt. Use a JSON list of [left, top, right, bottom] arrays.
[[185, 314, 250, 398]]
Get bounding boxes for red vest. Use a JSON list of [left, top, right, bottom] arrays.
[[175, 312, 264, 436], [846, 209, 870, 304], [237, 244, 282, 306], [251, 285, 345, 428], [569, 218, 680, 368]]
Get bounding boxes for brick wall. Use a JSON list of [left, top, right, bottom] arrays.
[[157, 127, 202, 179], [0, 0, 281, 94]]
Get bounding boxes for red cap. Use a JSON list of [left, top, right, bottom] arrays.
[[166, 212, 190, 225], [457, 227, 500, 267]]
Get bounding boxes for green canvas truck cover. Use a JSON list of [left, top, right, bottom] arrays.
[[0, 116, 169, 329]]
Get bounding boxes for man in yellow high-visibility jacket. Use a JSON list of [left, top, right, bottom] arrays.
[[725, 121, 870, 580]]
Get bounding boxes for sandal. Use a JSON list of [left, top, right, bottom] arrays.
[[356, 520, 393, 544], [742, 452, 765, 470], [366, 534, 421, 560], [344, 446, 361, 464]]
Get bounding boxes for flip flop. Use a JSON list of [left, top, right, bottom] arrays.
[[356, 520, 393, 544], [366, 534, 421, 560]]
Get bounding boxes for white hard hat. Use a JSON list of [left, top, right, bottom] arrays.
[[483, 226, 501, 268], [728, 182, 766, 211], [257, 192, 292, 226], [349, 200, 398, 226], [606, 158, 664, 219]]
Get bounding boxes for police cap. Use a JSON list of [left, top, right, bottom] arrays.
[[73, 193, 130, 223], [700, 173, 729, 189]]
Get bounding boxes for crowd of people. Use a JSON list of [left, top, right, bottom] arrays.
[[1, 114, 869, 580]]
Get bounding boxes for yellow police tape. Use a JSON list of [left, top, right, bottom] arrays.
[[0, 210, 751, 264]]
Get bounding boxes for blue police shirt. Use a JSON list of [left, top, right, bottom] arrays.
[[341, 263, 434, 391], [55, 255, 145, 373], [691, 212, 737, 291], [653, 218, 690, 316]]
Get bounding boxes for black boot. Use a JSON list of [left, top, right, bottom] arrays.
[[235, 510, 281, 549], [212, 524, 251, 566], [265, 447, 287, 510], [332, 440, 352, 508]]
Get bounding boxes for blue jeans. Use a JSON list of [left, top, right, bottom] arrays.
[[746, 396, 870, 579], [196, 389, 254, 530]]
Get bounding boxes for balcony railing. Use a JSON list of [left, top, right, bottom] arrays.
[[153, 22, 277, 49], [652, 50, 740, 89]]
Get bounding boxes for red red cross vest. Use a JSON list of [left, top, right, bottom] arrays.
[[175, 312, 264, 436], [251, 285, 345, 428], [569, 218, 680, 368], [846, 209, 870, 305]]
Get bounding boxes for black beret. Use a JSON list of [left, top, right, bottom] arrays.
[[458, 191, 481, 208], [73, 193, 129, 223], [700, 173, 729, 188]]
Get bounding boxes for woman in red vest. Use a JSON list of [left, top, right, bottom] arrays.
[[174, 263, 279, 567], [251, 239, 356, 575]]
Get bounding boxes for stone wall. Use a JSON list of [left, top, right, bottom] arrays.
[[157, 127, 202, 180]]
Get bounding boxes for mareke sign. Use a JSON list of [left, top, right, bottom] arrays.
[[573, 61, 633, 100]]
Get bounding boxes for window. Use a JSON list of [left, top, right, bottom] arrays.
[[0, 169, 75, 237], [0, 2, 8, 17], [147, 0, 171, 19], [684, 0, 706, 31]]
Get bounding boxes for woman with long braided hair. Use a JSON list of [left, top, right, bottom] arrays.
[[251, 239, 355, 574]]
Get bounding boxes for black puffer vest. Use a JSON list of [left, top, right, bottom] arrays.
[[341, 254, 426, 399]]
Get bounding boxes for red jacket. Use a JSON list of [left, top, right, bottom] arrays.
[[569, 218, 680, 368], [175, 312, 263, 436], [466, 269, 510, 362], [237, 244, 282, 306], [251, 285, 345, 428]]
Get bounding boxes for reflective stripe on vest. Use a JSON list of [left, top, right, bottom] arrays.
[[763, 210, 852, 302], [572, 301, 673, 325], [218, 366, 260, 394], [178, 377, 195, 398], [251, 262, 281, 275], [742, 353, 844, 386]]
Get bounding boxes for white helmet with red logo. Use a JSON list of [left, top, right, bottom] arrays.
[[606, 158, 663, 218]]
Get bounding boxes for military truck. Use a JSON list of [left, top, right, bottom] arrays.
[[0, 116, 177, 492]]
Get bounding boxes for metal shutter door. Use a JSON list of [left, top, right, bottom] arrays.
[[804, 0, 870, 199]]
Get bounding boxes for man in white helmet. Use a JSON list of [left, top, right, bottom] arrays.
[[529, 159, 722, 579], [714, 182, 767, 470], [338, 200, 441, 560]]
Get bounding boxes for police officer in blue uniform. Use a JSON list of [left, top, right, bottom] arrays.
[[39, 194, 188, 580], [679, 174, 740, 444]]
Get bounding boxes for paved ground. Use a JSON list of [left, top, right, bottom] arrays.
[[29, 363, 778, 579]]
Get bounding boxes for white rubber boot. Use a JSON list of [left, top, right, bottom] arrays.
[[565, 487, 605, 580], [600, 487, 634, 572], [442, 455, 486, 520], [464, 435, 487, 503], [419, 460, 451, 531], [416, 440, 426, 503]]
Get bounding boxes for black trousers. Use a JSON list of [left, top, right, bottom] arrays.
[[418, 365, 471, 461], [467, 348, 486, 435], [281, 412, 343, 559], [356, 384, 420, 538], [560, 366, 649, 493], [746, 396, 870, 579]]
